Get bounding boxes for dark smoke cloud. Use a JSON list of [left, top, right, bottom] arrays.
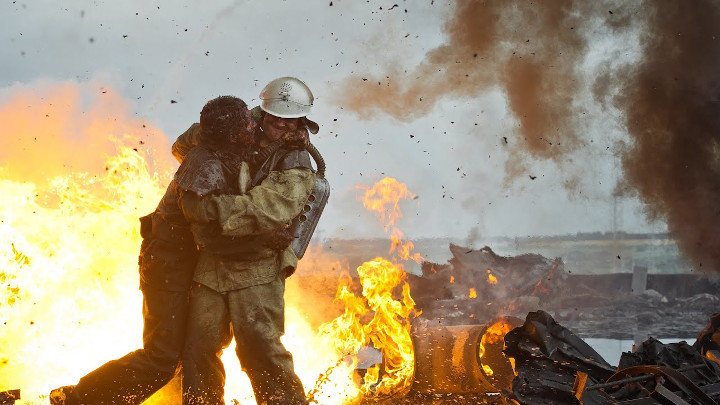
[[336, 0, 720, 274], [334, 0, 597, 181], [610, 0, 720, 273]]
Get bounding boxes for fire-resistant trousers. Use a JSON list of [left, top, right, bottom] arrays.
[[181, 277, 307, 405], [70, 284, 189, 405]]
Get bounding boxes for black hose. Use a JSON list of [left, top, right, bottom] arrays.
[[306, 142, 326, 178]]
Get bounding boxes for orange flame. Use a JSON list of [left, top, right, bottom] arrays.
[[469, 287, 478, 299], [478, 319, 516, 377], [358, 177, 422, 264], [318, 279, 416, 398], [0, 83, 171, 402], [487, 269, 498, 285], [320, 178, 419, 400]]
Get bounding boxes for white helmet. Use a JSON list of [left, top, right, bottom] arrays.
[[259, 77, 314, 118]]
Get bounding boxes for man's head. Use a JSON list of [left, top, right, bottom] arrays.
[[200, 95, 258, 149], [259, 77, 319, 147]]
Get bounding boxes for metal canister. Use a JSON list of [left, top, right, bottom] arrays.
[[410, 316, 523, 394]]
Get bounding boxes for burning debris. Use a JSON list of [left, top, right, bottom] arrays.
[[411, 317, 522, 396], [306, 229, 719, 404], [407, 244, 566, 324], [0, 390, 20, 405], [695, 313, 720, 359], [505, 311, 720, 404], [403, 244, 720, 339]]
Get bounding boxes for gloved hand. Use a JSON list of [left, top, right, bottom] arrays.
[[282, 127, 309, 150], [262, 226, 295, 251]]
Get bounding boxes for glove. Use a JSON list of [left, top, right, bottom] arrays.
[[282, 127, 310, 150], [262, 226, 295, 251]]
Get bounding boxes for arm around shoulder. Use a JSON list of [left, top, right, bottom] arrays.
[[212, 167, 316, 238]]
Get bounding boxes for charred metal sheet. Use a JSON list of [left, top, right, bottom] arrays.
[[504, 310, 617, 405], [574, 364, 717, 404], [0, 390, 20, 405]]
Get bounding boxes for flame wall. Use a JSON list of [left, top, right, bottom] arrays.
[[0, 81, 171, 402]]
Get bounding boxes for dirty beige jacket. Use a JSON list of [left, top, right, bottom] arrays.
[[185, 167, 316, 292]]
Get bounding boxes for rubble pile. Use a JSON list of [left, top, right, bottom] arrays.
[[408, 244, 566, 325], [291, 242, 720, 403], [407, 244, 720, 338], [505, 311, 720, 404], [503, 310, 617, 404]]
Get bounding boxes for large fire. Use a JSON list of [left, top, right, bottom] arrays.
[[0, 83, 421, 404], [317, 177, 420, 400], [0, 83, 173, 404]]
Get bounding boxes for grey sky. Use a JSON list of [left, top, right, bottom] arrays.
[[0, 0, 665, 241]]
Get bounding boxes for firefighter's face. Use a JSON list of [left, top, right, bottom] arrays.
[[262, 114, 300, 141]]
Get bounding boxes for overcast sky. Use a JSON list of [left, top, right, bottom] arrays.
[[0, 0, 668, 242]]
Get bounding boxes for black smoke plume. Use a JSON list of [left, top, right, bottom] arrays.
[[334, 0, 720, 274]]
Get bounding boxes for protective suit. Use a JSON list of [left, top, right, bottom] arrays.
[[50, 96, 257, 405], [180, 140, 315, 405], [56, 157, 199, 405]]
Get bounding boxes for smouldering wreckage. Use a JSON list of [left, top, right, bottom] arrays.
[[296, 242, 720, 405]]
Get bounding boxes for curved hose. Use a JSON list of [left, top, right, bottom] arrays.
[[306, 142, 326, 178]]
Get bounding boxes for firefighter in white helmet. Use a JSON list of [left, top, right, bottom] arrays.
[[254, 76, 319, 142], [180, 77, 324, 405]]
